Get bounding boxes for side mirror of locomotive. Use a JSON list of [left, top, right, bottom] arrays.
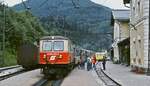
[[34, 40, 40, 48]]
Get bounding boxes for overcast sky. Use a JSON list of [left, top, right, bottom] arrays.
[[3, 0, 128, 9]]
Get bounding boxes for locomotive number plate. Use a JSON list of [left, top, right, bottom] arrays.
[[50, 56, 56, 60]]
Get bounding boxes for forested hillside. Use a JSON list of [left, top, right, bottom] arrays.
[[14, 0, 113, 51], [0, 4, 47, 67]]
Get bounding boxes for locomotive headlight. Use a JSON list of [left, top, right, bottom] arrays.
[[58, 54, 63, 58], [43, 54, 46, 59]]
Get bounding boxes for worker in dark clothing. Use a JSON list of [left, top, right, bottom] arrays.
[[102, 56, 106, 70], [87, 57, 92, 71], [78, 51, 83, 69]]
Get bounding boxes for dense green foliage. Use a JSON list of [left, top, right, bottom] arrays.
[[0, 4, 47, 67]]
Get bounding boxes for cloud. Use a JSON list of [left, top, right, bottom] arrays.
[[4, 0, 128, 9], [4, 0, 26, 6], [91, 0, 128, 9]]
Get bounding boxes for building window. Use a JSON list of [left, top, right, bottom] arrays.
[[132, 6, 135, 21], [138, 58, 142, 65], [138, 1, 140, 17], [136, 50, 138, 57], [133, 7, 135, 13], [133, 58, 136, 63]]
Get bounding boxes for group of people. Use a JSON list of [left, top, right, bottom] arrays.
[[78, 54, 106, 71]]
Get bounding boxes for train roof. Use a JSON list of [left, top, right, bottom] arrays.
[[95, 52, 106, 54], [40, 36, 69, 40]]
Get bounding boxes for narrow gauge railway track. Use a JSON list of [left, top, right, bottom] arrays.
[[95, 68, 121, 86], [33, 78, 48, 86], [0, 66, 33, 81], [0, 65, 21, 72], [33, 78, 63, 86]]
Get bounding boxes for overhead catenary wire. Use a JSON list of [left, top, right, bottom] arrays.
[[72, 0, 80, 8], [21, 0, 30, 10], [37, 0, 80, 10], [26, 0, 112, 37], [38, 0, 49, 8], [44, 0, 69, 37]]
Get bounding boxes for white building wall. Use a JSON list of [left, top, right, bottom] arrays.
[[120, 22, 130, 41], [113, 21, 120, 61], [130, 0, 149, 71], [143, 0, 149, 69], [114, 22, 120, 42], [113, 20, 129, 62]]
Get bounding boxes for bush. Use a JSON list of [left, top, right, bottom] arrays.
[[0, 49, 17, 67]]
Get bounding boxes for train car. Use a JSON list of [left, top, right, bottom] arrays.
[[39, 36, 75, 76], [17, 42, 39, 69], [74, 48, 94, 66], [17, 35, 92, 77], [95, 52, 106, 61]]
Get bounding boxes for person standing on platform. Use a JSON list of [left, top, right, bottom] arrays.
[[91, 55, 96, 70], [102, 55, 106, 70], [87, 57, 91, 71], [78, 58, 81, 69], [78, 51, 82, 69], [84, 55, 88, 71]]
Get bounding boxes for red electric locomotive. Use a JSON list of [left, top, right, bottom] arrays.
[[39, 36, 75, 76]]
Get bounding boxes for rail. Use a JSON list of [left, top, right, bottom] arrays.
[[0, 65, 21, 72], [95, 68, 121, 86], [33, 78, 48, 86], [33, 77, 63, 86], [0, 65, 25, 81]]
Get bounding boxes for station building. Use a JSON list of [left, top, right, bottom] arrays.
[[123, 0, 149, 74], [111, 9, 130, 65]]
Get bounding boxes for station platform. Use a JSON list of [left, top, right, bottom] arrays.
[[102, 61, 150, 86], [61, 68, 103, 86]]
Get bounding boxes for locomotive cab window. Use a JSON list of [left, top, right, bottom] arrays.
[[53, 41, 64, 51], [42, 41, 52, 51]]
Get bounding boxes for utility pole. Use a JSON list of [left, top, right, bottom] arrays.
[[0, 1, 5, 66], [0, 3, 2, 66], [2, 2, 5, 66]]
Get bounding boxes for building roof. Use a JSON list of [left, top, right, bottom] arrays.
[[112, 9, 130, 21], [40, 36, 69, 40]]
